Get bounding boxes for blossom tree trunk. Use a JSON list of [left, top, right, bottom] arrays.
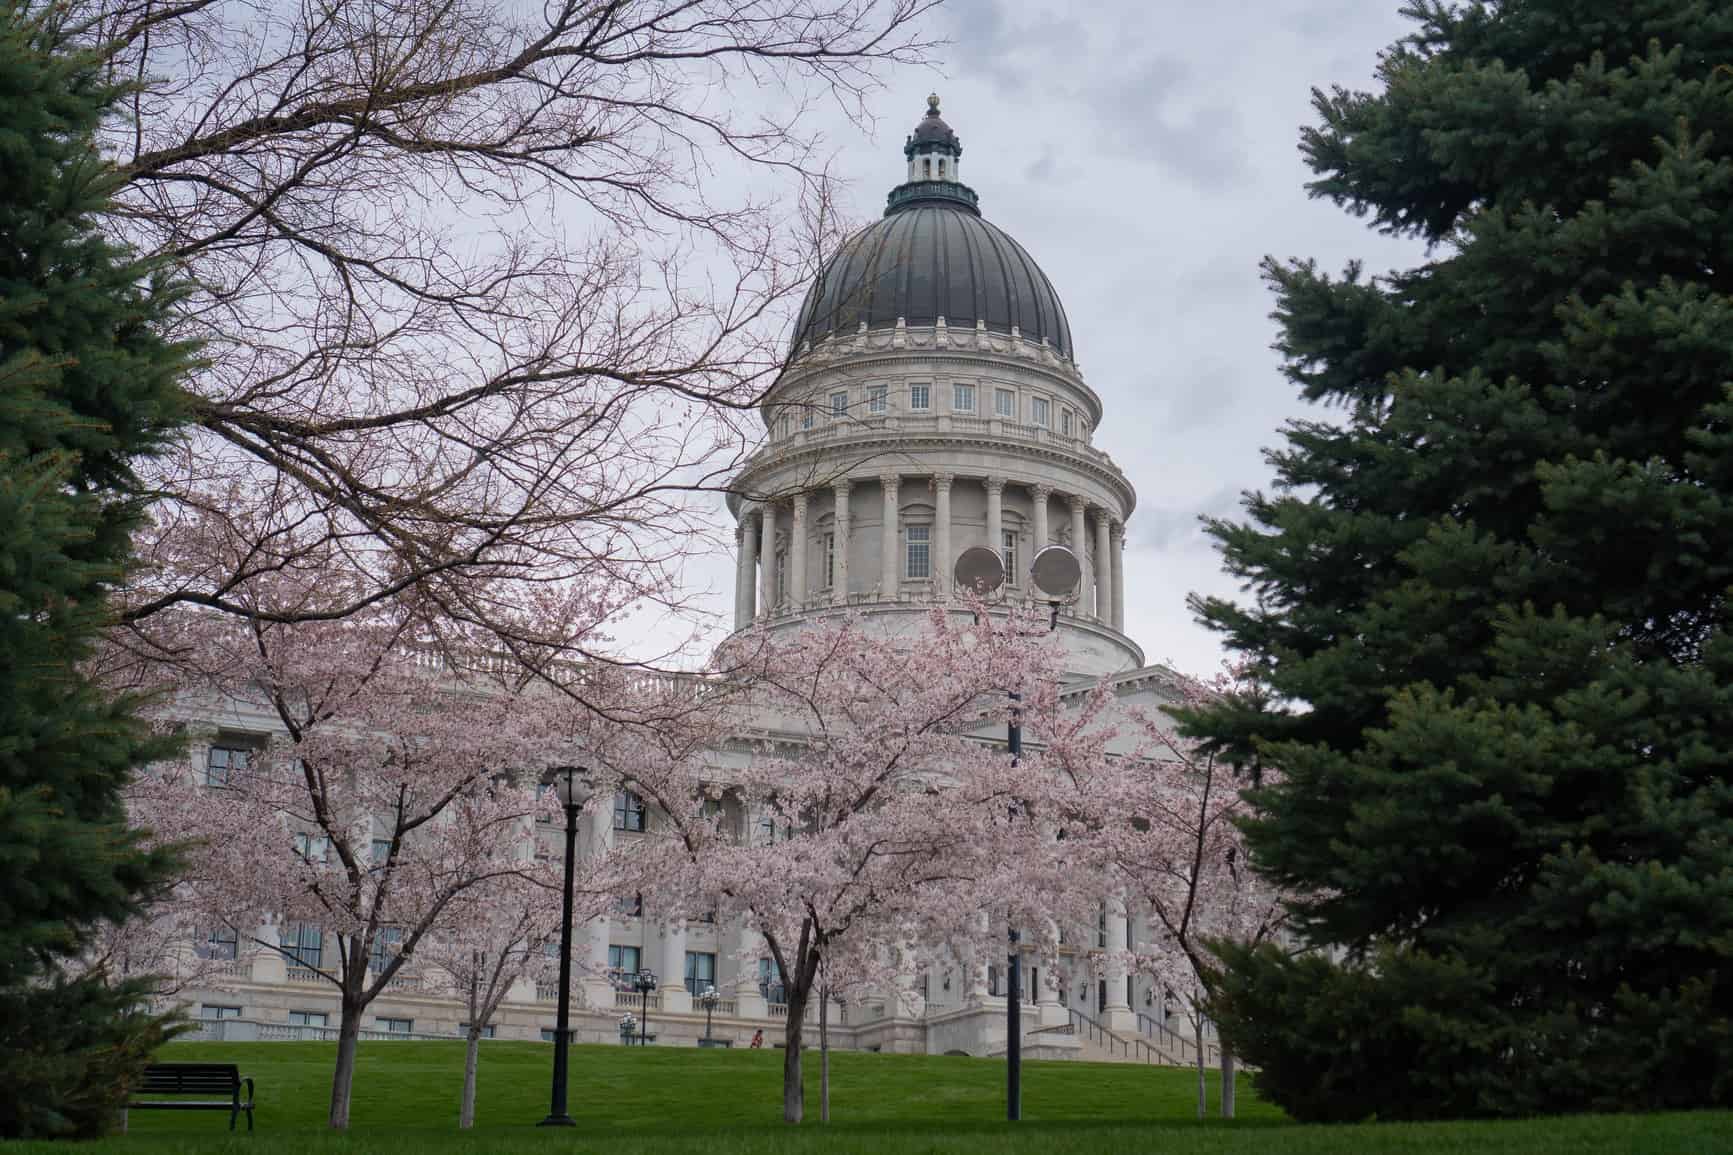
[[1195, 1011, 1208, 1120], [460, 1024, 483, 1130], [331, 989, 364, 1130], [1220, 1046, 1236, 1118], [819, 974, 831, 1123]]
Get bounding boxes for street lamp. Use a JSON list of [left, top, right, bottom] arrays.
[[618, 1012, 637, 1045], [953, 544, 1081, 1124], [633, 967, 658, 1046], [698, 985, 721, 1045], [538, 764, 593, 1128]]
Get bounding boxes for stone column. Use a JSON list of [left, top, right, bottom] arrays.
[[985, 476, 1005, 564], [739, 510, 758, 627], [1069, 495, 1090, 614], [1094, 509, 1114, 625], [758, 499, 777, 619], [789, 492, 808, 612], [729, 920, 768, 1018], [832, 479, 852, 605], [1036, 940, 1068, 1027], [733, 524, 751, 631], [1103, 896, 1136, 1031], [880, 474, 901, 599], [1111, 521, 1126, 631], [660, 920, 692, 1014], [582, 803, 616, 1010], [1031, 484, 1052, 553], [933, 474, 953, 598]]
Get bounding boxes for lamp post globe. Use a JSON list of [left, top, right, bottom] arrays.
[[537, 763, 592, 1127], [699, 985, 721, 1044]]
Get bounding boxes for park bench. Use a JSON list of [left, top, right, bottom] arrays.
[[127, 1063, 255, 1131]]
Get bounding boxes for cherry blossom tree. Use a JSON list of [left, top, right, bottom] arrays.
[[1078, 672, 1289, 1120], [127, 594, 595, 1130], [42, 0, 941, 664], [419, 877, 571, 1129], [604, 607, 1069, 1123]]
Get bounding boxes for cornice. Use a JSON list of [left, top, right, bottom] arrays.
[[729, 428, 1138, 518], [775, 323, 1104, 426]]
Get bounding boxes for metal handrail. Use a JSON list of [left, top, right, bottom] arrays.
[[1135, 1011, 1219, 1066], [1067, 1009, 1177, 1067]]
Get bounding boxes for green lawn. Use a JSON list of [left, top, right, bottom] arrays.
[[22, 1039, 1731, 1153]]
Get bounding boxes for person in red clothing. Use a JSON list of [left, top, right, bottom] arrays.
[[749, 1029, 764, 1049]]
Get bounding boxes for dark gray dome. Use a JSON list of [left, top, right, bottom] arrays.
[[789, 198, 1074, 361]]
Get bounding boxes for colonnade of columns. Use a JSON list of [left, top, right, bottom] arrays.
[[734, 473, 1126, 632]]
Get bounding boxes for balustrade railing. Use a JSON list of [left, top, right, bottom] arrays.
[[613, 990, 661, 1012]]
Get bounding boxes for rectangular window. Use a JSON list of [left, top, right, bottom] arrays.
[[607, 944, 641, 983], [280, 922, 323, 970], [684, 951, 718, 995], [613, 791, 646, 832], [995, 388, 1015, 417], [759, 958, 786, 1004], [1061, 408, 1074, 437], [205, 745, 249, 787], [370, 838, 392, 868], [801, 408, 814, 430], [287, 1010, 327, 1027], [909, 382, 930, 410], [377, 1017, 413, 1035], [613, 893, 643, 917], [953, 383, 975, 412], [540, 1027, 566, 1042], [757, 813, 792, 844], [458, 1023, 496, 1038], [775, 550, 787, 607], [198, 926, 238, 961], [200, 1004, 242, 1020], [822, 532, 836, 589], [867, 385, 887, 414], [1031, 397, 1050, 426], [1003, 531, 1018, 586], [369, 926, 403, 973], [293, 832, 330, 864], [779, 414, 791, 439], [906, 524, 930, 580], [830, 390, 849, 417]]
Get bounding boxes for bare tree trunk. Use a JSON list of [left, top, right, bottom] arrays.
[[329, 1001, 362, 1129], [1194, 1013, 1206, 1120], [459, 1029, 482, 1128], [1220, 1046, 1236, 1118], [819, 978, 830, 1123], [782, 987, 807, 1123]]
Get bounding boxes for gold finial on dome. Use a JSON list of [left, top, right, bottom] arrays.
[[927, 92, 941, 114]]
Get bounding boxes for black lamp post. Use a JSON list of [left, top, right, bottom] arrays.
[[955, 544, 1080, 1123], [633, 967, 657, 1046], [699, 985, 720, 1044], [538, 765, 591, 1128], [618, 1012, 637, 1045]]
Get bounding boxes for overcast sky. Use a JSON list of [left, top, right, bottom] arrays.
[[654, 1, 1427, 676]]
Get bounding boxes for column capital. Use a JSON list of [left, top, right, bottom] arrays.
[[1068, 492, 1088, 514], [879, 473, 900, 494], [932, 472, 954, 492], [1031, 482, 1053, 499], [1111, 519, 1125, 542], [1093, 507, 1113, 529], [984, 475, 1006, 496], [792, 491, 809, 514], [833, 477, 852, 498]]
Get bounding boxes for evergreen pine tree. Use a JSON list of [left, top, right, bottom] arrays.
[[0, 1, 191, 1137], [1185, 0, 1733, 1121]]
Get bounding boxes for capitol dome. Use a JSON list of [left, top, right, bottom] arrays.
[[788, 97, 1074, 361]]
